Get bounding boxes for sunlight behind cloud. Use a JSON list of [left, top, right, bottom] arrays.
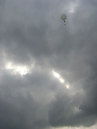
[[52, 70, 65, 84], [52, 70, 70, 89], [66, 83, 70, 89], [5, 62, 30, 76], [52, 70, 60, 79]]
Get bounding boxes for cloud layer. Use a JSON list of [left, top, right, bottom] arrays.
[[0, 0, 97, 129]]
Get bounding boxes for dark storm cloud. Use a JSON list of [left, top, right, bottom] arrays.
[[0, 70, 53, 129], [48, 0, 97, 127], [48, 93, 97, 127], [0, 0, 97, 129]]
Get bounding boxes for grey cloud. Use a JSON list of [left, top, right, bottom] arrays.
[[0, 0, 54, 64], [48, 93, 97, 127], [0, 0, 97, 128], [0, 0, 76, 63], [0, 70, 52, 129]]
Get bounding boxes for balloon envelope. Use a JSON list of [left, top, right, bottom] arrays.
[[61, 14, 67, 22]]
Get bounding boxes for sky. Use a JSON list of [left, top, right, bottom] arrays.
[[0, 0, 97, 129]]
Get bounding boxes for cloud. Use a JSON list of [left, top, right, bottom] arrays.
[[0, 69, 52, 129], [0, 0, 97, 129]]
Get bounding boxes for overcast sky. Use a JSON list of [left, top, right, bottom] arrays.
[[0, 0, 97, 129]]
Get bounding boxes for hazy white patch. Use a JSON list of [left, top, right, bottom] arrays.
[[52, 70, 61, 79], [69, 7, 75, 13], [68, 3, 77, 13], [5, 62, 33, 76], [52, 70, 70, 89], [59, 77, 65, 84], [65, 83, 70, 89], [53, 123, 97, 129], [52, 70, 65, 84], [68, 0, 79, 14]]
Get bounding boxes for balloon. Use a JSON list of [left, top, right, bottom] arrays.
[[61, 14, 67, 23]]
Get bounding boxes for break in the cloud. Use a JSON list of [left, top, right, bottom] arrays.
[[0, 0, 97, 129]]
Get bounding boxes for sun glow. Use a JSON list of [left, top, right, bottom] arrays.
[[52, 70, 65, 84], [65, 83, 70, 89], [5, 62, 30, 76], [52, 70, 70, 89]]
